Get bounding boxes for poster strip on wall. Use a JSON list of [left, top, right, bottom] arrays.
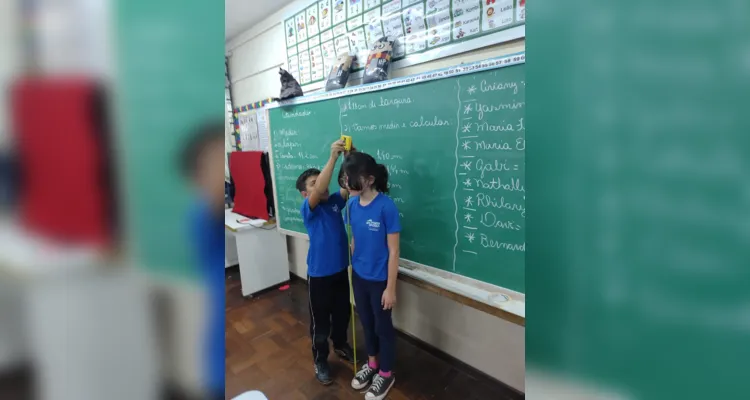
[[282, 0, 526, 91]]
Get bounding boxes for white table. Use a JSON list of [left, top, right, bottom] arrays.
[[225, 210, 290, 297]]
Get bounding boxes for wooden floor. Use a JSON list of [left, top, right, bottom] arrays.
[[225, 269, 523, 400]]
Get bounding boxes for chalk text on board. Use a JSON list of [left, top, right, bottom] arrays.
[[276, 129, 298, 136], [480, 211, 523, 231], [282, 109, 312, 118], [476, 158, 514, 178], [474, 121, 515, 131], [385, 165, 410, 175], [278, 138, 302, 149], [379, 97, 412, 108], [339, 99, 368, 112], [479, 80, 519, 94], [376, 149, 403, 160], [281, 206, 300, 214], [476, 102, 525, 120], [472, 177, 525, 192], [480, 234, 525, 252], [410, 116, 451, 128], [378, 121, 401, 130], [281, 164, 306, 171], [476, 193, 526, 217], [473, 139, 525, 151], [297, 152, 319, 160]]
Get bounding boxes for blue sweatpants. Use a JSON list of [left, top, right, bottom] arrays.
[[352, 271, 396, 372]]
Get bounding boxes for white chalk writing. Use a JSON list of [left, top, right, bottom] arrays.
[[480, 80, 519, 95], [472, 177, 525, 192], [476, 159, 512, 178], [379, 97, 413, 108], [480, 211, 522, 231], [376, 149, 403, 160], [378, 121, 402, 130], [282, 109, 312, 118], [276, 129, 298, 137], [476, 193, 526, 217], [410, 116, 451, 128], [340, 99, 368, 112], [277, 139, 302, 149], [474, 139, 525, 151], [476, 102, 525, 120], [475, 121, 514, 131], [480, 234, 525, 251], [349, 123, 378, 132]]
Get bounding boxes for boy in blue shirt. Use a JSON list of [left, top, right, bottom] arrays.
[[296, 139, 355, 385]]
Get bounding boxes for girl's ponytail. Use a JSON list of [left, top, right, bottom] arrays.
[[374, 164, 389, 193]]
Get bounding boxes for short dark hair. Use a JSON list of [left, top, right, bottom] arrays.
[[179, 121, 225, 178], [296, 168, 320, 192]]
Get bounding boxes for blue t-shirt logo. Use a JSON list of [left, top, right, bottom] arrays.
[[346, 194, 402, 281]]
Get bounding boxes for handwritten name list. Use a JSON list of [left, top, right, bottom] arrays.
[[455, 74, 526, 267]]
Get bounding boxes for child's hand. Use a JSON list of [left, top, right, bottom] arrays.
[[331, 139, 346, 159], [382, 288, 397, 310]]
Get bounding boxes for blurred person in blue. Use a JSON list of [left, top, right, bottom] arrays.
[[180, 122, 226, 400]]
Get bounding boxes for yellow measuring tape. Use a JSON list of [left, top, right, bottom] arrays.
[[346, 204, 357, 373]]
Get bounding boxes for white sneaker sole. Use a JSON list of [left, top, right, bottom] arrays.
[[365, 378, 395, 400], [351, 378, 372, 391]]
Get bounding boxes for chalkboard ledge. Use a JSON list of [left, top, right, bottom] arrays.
[[399, 260, 525, 327], [275, 230, 525, 326]]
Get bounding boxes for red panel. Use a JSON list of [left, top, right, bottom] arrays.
[[10, 78, 112, 247], [230, 151, 269, 220]]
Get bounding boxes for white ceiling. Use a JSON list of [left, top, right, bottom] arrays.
[[225, 0, 297, 41]]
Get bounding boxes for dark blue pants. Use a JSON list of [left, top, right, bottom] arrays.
[[352, 271, 396, 372]]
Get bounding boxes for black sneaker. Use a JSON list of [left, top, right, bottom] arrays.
[[351, 363, 378, 391], [314, 361, 333, 385], [365, 374, 395, 400], [334, 343, 355, 364]]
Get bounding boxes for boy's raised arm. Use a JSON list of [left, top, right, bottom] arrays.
[[308, 139, 346, 209]]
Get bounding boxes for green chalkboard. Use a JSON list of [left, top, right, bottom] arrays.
[[269, 57, 525, 292], [115, 0, 224, 280]]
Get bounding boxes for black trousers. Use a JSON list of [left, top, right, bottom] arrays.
[[308, 268, 351, 364]]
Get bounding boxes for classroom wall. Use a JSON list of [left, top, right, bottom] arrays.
[[0, 0, 21, 150], [226, 3, 525, 392]]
